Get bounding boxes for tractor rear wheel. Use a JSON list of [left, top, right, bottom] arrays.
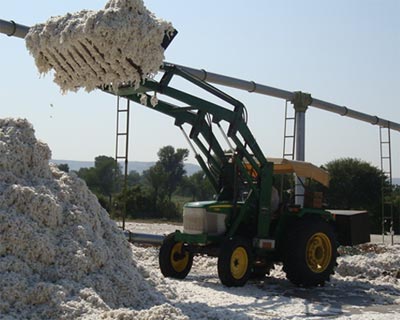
[[217, 237, 253, 287], [283, 217, 337, 287], [159, 233, 193, 279]]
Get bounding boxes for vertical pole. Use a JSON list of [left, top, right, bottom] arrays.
[[388, 127, 394, 245], [295, 111, 306, 206], [292, 92, 312, 207]]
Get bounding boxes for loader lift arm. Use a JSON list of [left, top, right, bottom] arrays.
[[104, 63, 274, 239]]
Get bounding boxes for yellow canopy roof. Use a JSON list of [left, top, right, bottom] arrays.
[[267, 158, 330, 187]]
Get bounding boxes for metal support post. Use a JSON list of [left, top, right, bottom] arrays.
[[295, 111, 306, 206], [292, 92, 312, 206]]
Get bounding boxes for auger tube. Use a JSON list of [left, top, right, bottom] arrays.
[[0, 19, 29, 38], [1, 19, 398, 132]]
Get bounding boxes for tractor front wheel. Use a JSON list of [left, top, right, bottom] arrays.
[[159, 233, 193, 279], [217, 237, 253, 287], [283, 217, 337, 287]]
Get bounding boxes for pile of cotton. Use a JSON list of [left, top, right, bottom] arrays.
[[25, 0, 174, 93], [336, 244, 400, 281], [0, 118, 186, 319]]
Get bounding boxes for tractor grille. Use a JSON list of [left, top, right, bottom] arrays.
[[183, 207, 226, 235], [183, 207, 206, 234]]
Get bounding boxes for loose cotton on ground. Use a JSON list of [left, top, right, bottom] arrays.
[[25, 0, 174, 93], [1, 118, 399, 319], [0, 118, 186, 320], [129, 223, 400, 319]]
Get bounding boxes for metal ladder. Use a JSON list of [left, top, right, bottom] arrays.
[[281, 100, 297, 203], [379, 125, 394, 244], [282, 100, 296, 160], [115, 96, 131, 230]]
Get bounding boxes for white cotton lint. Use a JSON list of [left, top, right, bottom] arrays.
[[25, 0, 174, 94], [0, 118, 187, 320]]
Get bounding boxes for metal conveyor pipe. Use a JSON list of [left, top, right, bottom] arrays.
[[1, 19, 399, 132], [168, 62, 400, 133], [165, 62, 294, 101], [124, 231, 165, 246], [0, 19, 29, 38], [311, 98, 400, 131]]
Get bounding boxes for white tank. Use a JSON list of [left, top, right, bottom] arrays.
[[183, 206, 227, 236]]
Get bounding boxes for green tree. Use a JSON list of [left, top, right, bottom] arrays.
[[94, 156, 121, 197], [77, 155, 121, 207], [157, 145, 189, 201], [390, 185, 400, 233], [393, 185, 400, 207], [127, 170, 141, 186], [324, 158, 387, 232], [143, 163, 168, 206], [77, 167, 99, 191], [182, 170, 214, 201], [57, 163, 70, 173], [177, 175, 197, 200], [115, 185, 153, 218]]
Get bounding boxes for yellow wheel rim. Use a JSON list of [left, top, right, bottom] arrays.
[[230, 247, 248, 280], [170, 242, 189, 273], [306, 232, 332, 273]]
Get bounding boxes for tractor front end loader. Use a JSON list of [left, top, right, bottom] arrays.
[[105, 64, 339, 287]]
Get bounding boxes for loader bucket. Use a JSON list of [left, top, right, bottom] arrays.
[[161, 29, 178, 50], [1, 1, 178, 93]]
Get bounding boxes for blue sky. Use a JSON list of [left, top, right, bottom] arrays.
[[0, 0, 399, 176]]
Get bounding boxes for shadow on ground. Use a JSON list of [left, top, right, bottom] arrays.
[[174, 268, 400, 319]]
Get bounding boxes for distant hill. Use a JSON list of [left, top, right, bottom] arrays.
[[51, 160, 93, 172], [51, 159, 201, 176], [393, 178, 400, 186]]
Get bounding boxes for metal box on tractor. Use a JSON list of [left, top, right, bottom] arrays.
[[105, 64, 343, 287]]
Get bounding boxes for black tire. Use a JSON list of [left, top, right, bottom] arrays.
[[217, 237, 253, 287], [159, 233, 193, 279], [283, 217, 337, 287]]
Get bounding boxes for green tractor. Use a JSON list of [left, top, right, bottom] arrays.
[[159, 159, 336, 287], [108, 63, 365, 287]]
